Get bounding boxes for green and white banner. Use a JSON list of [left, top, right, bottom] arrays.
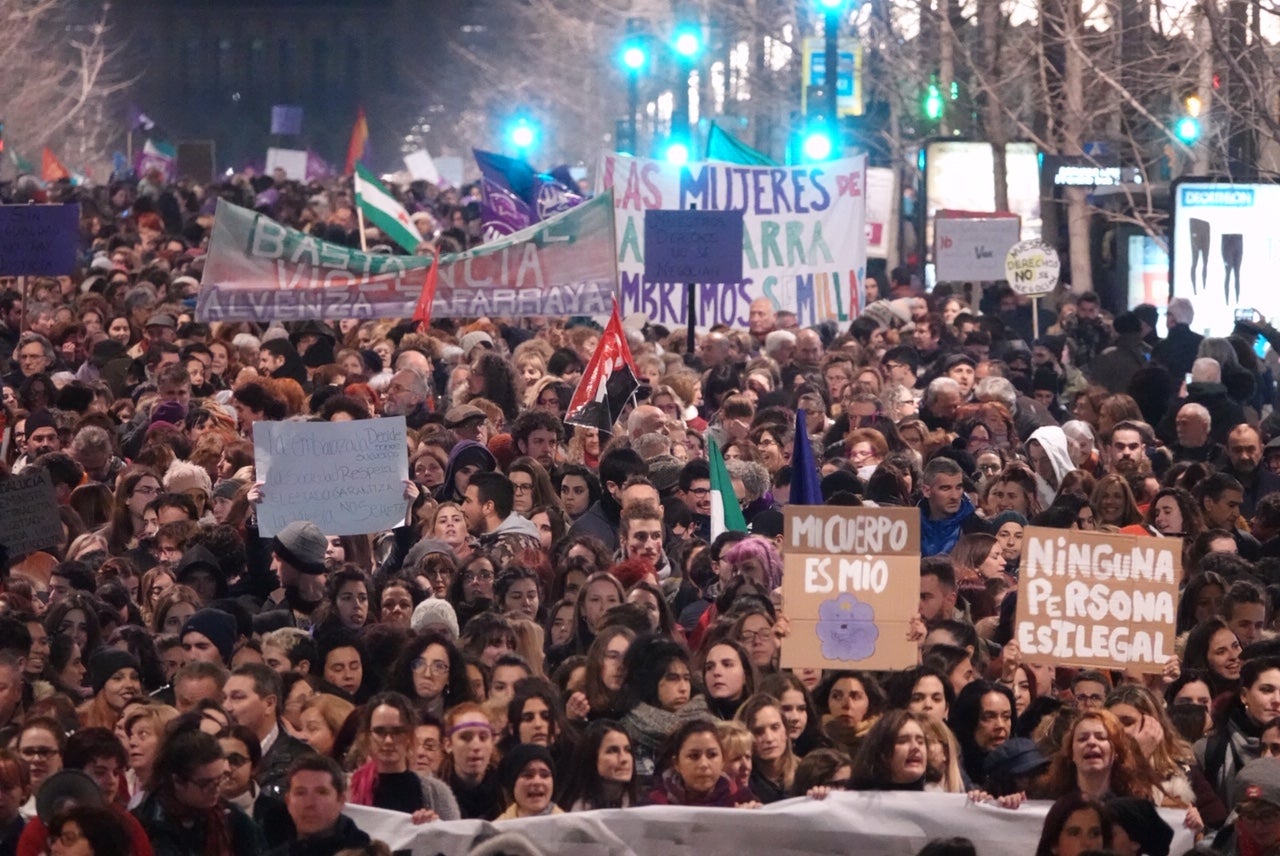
[[195, 192, 619, 322]]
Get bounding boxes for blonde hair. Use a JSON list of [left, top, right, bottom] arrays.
[[920, 718, 966, 793], [716, 719, 753, 763]]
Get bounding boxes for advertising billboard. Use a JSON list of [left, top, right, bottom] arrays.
[[1172, 181, 1279, 334]]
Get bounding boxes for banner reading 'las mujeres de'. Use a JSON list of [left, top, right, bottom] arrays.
[[596, 153, 868, 328], [196, 193, 618, 323]]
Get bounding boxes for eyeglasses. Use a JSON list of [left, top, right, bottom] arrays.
[[511, 483, 534, 494], [1074, 693, 1104, 705], [186, 772, 229, 791], [19, 746, 58, 759], [411, 658, 450, 675], [371, 725, 409, 740], [132, 485, 160, 497], [225, 753, 250, 768], [738, 631, 774, 645], [464, 571, 494, 583], [685, 487, 710, 497]]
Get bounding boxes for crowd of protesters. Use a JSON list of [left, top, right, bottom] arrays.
[[2, 171, 1280, 855]]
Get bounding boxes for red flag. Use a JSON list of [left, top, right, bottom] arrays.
[[344, 107, 369, 176], [565, 302, 641, 433], [412, 253, 439, 328], [41, 148, 69, 183]]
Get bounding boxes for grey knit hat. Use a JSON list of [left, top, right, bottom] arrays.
[[272, 520, 327, 575], [411, 598, 460, 638]]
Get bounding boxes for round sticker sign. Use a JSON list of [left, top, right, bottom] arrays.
[[1005, 240, 1061, 296]]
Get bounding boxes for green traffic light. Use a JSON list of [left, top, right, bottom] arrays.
[[1175, 116, 1200, 143], [673, 26, 701, 58], [665, 140, 690, 165], [816, 0, 843, 8], [622, 45, 646, 71], [923, 84, 943, 121], [803, 131, 834, 161]]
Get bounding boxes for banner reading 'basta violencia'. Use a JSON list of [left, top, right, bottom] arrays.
[[596, 152, 868, 328], [195, 193, 618, 323]]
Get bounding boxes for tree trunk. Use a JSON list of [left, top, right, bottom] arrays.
[[1058, 0, 1092, 293], [978, 0, 1008, 210]]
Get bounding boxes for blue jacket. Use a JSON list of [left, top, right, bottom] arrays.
[[919, 495, 984, 557]]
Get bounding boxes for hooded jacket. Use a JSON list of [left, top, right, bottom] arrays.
[[1027, 426, 1076, 509], [478, 512, 543, 569], [433, 440, 498, 503]]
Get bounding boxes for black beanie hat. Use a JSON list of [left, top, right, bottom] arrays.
[[88, 648, 141, 696], [180, 608, 237, 663], [498, 743, 554, 795]]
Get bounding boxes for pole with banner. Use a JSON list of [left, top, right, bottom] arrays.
[[1005, 239, 1061, 340]]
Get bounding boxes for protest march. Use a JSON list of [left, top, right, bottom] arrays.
[[2, 89, 1280, 856]]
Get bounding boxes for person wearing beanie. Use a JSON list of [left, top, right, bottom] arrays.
[[410, 599, 460, 638], [77, 649, 142, 731], [265, 520, 329, 626], [12, 408, 60, 474], [181, 609, 238, 666], [495, 743, 562, 821], [433, 440, 497, 504], [211, 479, 245, 524]]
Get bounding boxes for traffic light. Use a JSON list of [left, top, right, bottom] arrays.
[[802, 118, 835, 162], [508, 117, 538, 154], [673, 24, 702, 58], [923, 80, 944, 122], [621, 44, 647, 71], [664, 139, 690, 165], [815, 0, 843, 8], [1175, 93, 1202, 144]]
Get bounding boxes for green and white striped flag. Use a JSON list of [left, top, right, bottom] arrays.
[[354, 163, 423, 253], [708, 436, 747, 541]]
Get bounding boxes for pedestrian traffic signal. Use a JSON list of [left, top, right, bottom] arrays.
[[923, 82, 944, 122], [664, 139, 690, 165]]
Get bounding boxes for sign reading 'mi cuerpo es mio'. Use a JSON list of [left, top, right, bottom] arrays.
[[195, 193, 618, 322], [781, 506, 920, 671], [1015, 527, 1179, 672], [597, 152, 868, 329], [253, 416, 409, 537]]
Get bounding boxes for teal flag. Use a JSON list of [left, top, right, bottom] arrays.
[[706, 123, 777, 166]]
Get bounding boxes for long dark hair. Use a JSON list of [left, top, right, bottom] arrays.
[[149, 728, 224, 798], [1033, 793, 1113, 856], [556, 719, 639, 809], [622, 634, 689, 711], [1182, 616, 1240, 697], [388, 631, 474, 709], [849, 709, 926, 790]]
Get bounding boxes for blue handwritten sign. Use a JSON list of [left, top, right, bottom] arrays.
[[643, 209, 744, 284], [0, 204, 79, 276], [253, 416, 409, 537]]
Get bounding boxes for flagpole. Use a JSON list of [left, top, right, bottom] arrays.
[[354, 177, 368, 252]]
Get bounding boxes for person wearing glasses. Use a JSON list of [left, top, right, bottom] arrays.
[[347, 692, 459, 823], [133, 728, 266, 856]]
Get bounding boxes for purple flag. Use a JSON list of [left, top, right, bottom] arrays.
[[126, 105, 155, 132], [479, 177, 535, 241], [305, 150, 332, 182], [532, 175, 584, 220], [271, 105, 304, 136]]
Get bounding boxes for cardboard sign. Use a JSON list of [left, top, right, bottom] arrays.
[[0, 204, 79, 276], [253, 416, 409, 537], [643, 209, 745, 284], [0, 471, 62, 557], [934, 213, 1021, 282], [781, 506, 920, 670], [265, 147, 308, 181], [1015, 527, 1179, 672], [1005, 239, 1061, 296]]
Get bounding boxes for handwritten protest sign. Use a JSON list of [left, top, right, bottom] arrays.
[[253, 416, 409, 537], [1015, 527, 1179, 672], [934, 213, 1021, 282], [0, 204, 79, 276], [781, 506, 920, 670], [0, 471, 62, 557], [1005, 239, 1061, 296], [643, 209, 744, 284], [597, 153, 868, 329]]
